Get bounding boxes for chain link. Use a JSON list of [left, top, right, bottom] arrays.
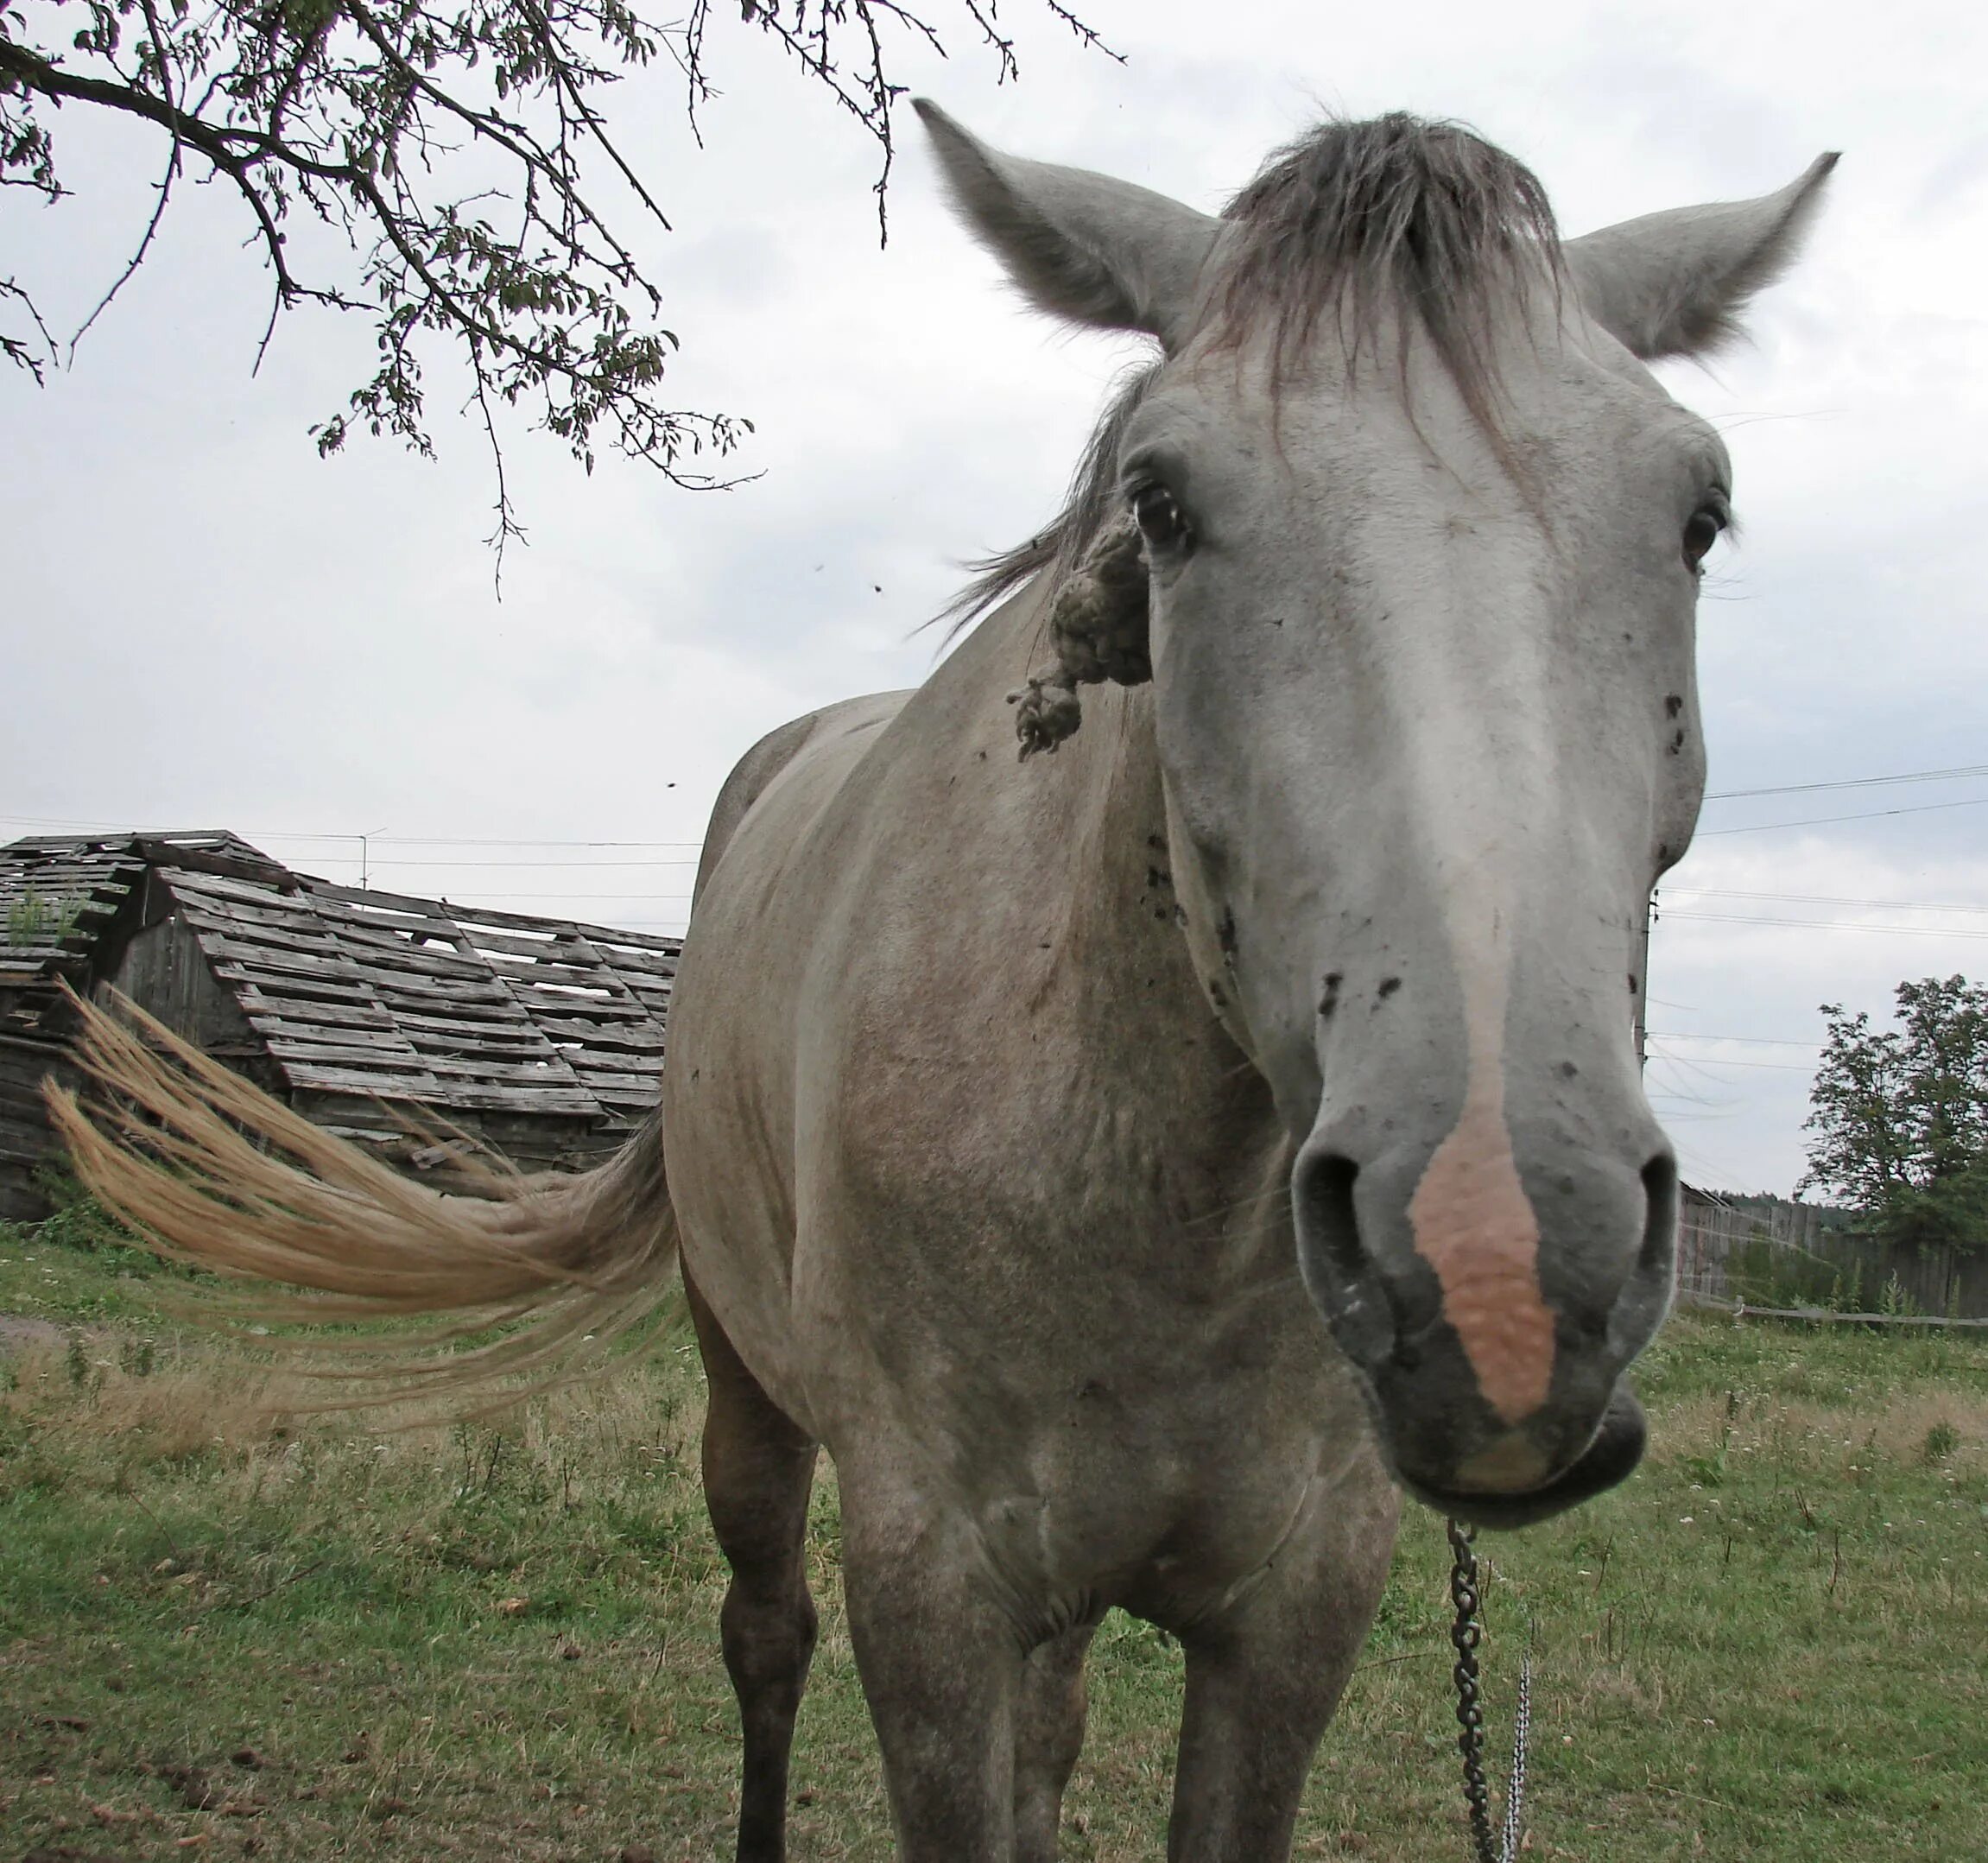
[[1446, 1517, 1529, 1863]]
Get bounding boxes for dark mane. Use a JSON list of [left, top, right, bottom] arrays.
[[943, 113, 1561, 634], [939, 362, 1161, 637]]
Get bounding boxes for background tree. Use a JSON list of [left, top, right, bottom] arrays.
[[0, 0, 1106, 549], [1800, 973, 1988, 1252]]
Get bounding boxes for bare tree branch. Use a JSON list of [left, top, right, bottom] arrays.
[[0, 0, 1111, 538]]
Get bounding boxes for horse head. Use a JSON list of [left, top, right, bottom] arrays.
[[921, 101, 1832, 1527]]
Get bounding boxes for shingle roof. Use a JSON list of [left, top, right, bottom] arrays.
[[0, 833, 679, 1125], [0, 832, 262, 994]]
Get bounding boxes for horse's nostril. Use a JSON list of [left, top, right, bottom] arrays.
[[1297, 1152, 1362, 1283], [1295, 1149, 1400, 1368], [1638, 1150, 1679, 1277]]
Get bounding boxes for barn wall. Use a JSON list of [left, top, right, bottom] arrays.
[[0, 1033, 82, 1222], [105, 915, 263, 1060]]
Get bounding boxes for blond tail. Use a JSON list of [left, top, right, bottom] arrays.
[[46, 988, 678, 1407]]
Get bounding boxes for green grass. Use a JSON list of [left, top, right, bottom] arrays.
[[2, 1213, 1985, 1860]]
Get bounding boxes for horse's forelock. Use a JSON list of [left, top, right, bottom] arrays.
[[940, 115, 1563, 637], [1205, 112, 1563, 431]]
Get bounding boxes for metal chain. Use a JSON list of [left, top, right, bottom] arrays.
[[1446, 1517, 1529, 1863]]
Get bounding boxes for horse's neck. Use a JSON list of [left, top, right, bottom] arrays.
[[1002, 641, 1291, 1239]]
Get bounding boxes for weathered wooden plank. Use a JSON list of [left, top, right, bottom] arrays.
[[161, 870, 308, 914], [307, 881, 684, 953], [278, 1061, 602, 1114], [573, 1081, 662, 1108], [268, 1060, 441, 1098], [415, 1053, 586, 1087], [193, 919, 498, 988], [567, 1052, 665, 1080], [386, 1003, 559, 1039], [521, 988, 670, 1024], [0, 863, 140, 890], [534, 1018, 666, 1049], [326, 914, 557, 964], [221, 971, 385, 1017], [477, 953, 634, 992], [247, 1013, 557, 1062], [559, 931, 678, 970], [233, 989, 398, 1032], [254, 1024, 424, 1060], [313, 914, 500, 971], [253, 983, 524, 1031], [265, 1042, 593, 1092], [186, 921, 354, 971], [259, 1038, 459, 1074], [186, 891, 577, 995], [260, 1036, 585, 1089], [168, 889, 328, 936], [206, 936, 510, 1005], [136, 840, 298, 890], [568, 1060, 665, 1086]]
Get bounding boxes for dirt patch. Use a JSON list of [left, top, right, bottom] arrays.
[[0, 1315, 63, 1353]]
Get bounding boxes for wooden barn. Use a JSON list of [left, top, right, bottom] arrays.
[[0, 831, 681, 1220]]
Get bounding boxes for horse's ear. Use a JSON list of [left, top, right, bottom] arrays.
[[1565, 154, 1838, 361], [915, 99, 1220, 351]]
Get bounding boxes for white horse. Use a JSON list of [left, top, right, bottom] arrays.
[[62, 104, 1833, 1861]]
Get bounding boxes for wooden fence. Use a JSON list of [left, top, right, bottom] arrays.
[[1676, 1191, 1988, 1319]]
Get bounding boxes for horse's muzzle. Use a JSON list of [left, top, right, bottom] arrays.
[[1290, 1125, 1672, 1526], [1396, 1379, 1649, 1530]]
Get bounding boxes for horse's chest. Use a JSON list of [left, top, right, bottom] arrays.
[[965, 1352, 1370, 1628]]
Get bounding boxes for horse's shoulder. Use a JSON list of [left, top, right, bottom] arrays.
[[696, 691, 911, 895]]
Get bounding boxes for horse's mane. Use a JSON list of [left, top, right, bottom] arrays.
[[942, 112, 1561, 634]]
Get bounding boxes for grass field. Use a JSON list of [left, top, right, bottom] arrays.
[[2, 1199, 1985, 1861]]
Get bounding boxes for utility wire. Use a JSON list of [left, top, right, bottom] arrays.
[[0, 811, 701, 849], [1667, 888, 1988, 916], [1664, 909, 1988, 940], [1645, 1049, 1814, 1072], [10, 758, 1987, 850], [1698, 795, 1988, 835], [1647, 1031, 1820, 1048], [1705, 761, 1988, 801]]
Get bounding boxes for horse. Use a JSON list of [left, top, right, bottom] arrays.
[[57, 103, 1833, 1862]]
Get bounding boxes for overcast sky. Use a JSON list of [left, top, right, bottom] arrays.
[[4, 0, 1986, 1196]]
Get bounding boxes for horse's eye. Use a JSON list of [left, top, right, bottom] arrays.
[[1682, 503, 1727, 572], [1132, 484, 1192, 554]]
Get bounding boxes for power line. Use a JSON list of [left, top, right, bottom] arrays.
[[1705, 761, 1988, 801], [11, 753, 1988, 854], [1667, 888, 1988, 916], [1664, 909, 1988, 940], [368, 858, 700, 870], [1697, 795, 1988, 836], [1647, 1030, 1820, 1048], [366, 836, 702, 850], [426, 892, 696, 902], [0, 812, 702, 850]]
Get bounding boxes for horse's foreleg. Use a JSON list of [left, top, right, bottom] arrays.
[[1166, 1475, 1398, 1862], [688, 1277, 821, 1863], [839, 1480, 1026, 1861], [1013, 1621, 1098, 1863]]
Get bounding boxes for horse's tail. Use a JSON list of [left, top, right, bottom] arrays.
[[46, 990, 679, 1408]]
